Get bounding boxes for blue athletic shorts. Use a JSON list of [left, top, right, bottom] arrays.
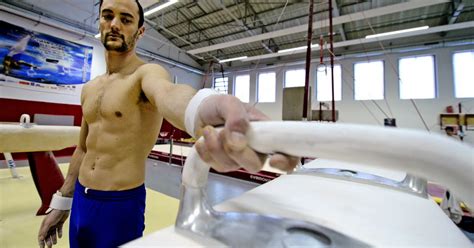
[[69, 180, 146, 248]]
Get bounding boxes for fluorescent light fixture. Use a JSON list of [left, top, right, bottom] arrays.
[[94, 33, 101, 38], [365, 26, 429, 39], [144, 0, 178, 16], [218, 56, 248, 63], [278, 44, 319, 53]]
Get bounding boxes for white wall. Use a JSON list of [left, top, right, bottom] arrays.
[[225, 44, 474, 144], [0, 10, 203, 105], [138, 26, 202, 69], [145, 57, 204, 89]]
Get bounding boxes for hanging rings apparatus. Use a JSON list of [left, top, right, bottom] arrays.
[[316, 34, 327, 74]]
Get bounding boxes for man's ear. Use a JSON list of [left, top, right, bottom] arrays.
[[138, 26, 145, 39]]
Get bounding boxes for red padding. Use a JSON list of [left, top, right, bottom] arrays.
[[27, 152, 65, 216]]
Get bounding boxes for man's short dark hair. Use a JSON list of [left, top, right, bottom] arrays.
[[99, 0, 144, 28]]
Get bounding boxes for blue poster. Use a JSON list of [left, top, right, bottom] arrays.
[[0, 20, 93, 86]]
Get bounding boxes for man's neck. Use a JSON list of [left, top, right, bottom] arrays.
[[105, 49, 141, 75]]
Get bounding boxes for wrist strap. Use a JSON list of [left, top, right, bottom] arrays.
[[46, 191, 73, 213], [185, 89, 219, 137]]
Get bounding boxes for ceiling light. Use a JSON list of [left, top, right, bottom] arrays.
[[94, 33, 100, 38], [365, 26, 429, 39], [144, 0, 178, 17], [218, 56, 248, 63], [278, 44, 319, 54]]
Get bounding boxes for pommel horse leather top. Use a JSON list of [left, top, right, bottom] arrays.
[[0, 115, 79, 153]]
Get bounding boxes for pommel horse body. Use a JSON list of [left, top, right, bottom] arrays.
[[0, 114, 79, 215]]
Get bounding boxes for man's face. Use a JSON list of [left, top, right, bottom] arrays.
[[99, 0, 144, 52]]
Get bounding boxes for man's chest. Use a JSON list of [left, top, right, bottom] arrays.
[[82, 76, 147, 122]]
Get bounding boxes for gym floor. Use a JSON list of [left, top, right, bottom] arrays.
[[0, 160, 258, 247]]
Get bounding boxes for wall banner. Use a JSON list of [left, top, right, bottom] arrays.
[[0, 20, 93, 97]]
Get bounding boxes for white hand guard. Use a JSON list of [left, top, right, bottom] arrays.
[[184, 88, 220, 137], [46, 191, 73, 213]]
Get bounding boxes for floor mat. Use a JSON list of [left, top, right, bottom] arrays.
[[0, 164, 179, 248]]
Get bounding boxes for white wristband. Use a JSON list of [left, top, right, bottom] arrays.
[[46, 191, 73, 213], [185, 89, 219, 137]]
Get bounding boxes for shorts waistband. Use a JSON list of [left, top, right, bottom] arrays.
[[75, 180, 145, 200]]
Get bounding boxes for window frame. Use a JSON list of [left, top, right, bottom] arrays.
[[398, 54, 437, 100], [315, 64, 343, 101], [213, 76, 229, 94], [233, 74, 250, 103], [256, 71, 277, 103], [353, 60, 385, 100], [284, 68, 306, 88], [452, 50, 474, 99]]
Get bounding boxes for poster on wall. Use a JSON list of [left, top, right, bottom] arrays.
[[0, 20, 93, 98]]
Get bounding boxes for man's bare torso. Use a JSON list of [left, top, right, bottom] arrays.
[[79, 64, 162, 190]]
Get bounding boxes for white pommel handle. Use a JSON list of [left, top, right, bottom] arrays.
[[20, 114, 31, 128], [182, 121, 474, 208]]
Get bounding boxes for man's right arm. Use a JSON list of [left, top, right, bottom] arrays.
[[37, 118, 88, 248], [58, 117, 88, 197]]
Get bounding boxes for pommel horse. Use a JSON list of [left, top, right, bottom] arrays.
[[0, 114, 79, 215]]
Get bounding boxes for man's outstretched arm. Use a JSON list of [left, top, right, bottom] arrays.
[[140, 64, 195, 131], [140, 64, 298, 174]]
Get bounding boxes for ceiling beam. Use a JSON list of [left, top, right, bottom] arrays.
[[245, 1, 280, 52], [449, 1, 465, 24], [169, 8, 230, 61], [153, 2, 240, 32], [167, 2, 299, 46], [218, 1, 273, 53], [240, 21, 474, 62], [215, 11, 453, 60], [188, 0, 451, 55], [174, 8, 215, 46], [331, 0, 347, 41], [146, 19, 194, 47], [144, 19, 215, 61], [176, 11, 324, 50]]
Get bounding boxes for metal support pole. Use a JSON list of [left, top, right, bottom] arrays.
[[169, 129, 176, 165], [4, 152, 20, 178], [303, 0, 314, 121], [329, 0, 336, 122], [458, 102, 464, 141]]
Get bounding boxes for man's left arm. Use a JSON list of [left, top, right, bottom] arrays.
[[140, 64, 195, 131], [140, 64, 298, 173]]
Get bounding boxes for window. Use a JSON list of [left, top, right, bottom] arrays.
[[354, 60, 384, 100], [213, 77, 228, 94], [257, 72, 276, 102], [316, 65, 342, 101], [453, 51, 474, 98], [284, 69, 305, 88], [399, 55, 435, 99], [234, 74, 250, 102]]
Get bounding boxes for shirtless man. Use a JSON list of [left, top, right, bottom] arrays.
[[37, 0, 297, 247]]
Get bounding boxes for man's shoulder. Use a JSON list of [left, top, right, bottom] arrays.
[[136, 63, 169, 78], [83, 76, 101, 88], [81, 76, 103, 95]]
